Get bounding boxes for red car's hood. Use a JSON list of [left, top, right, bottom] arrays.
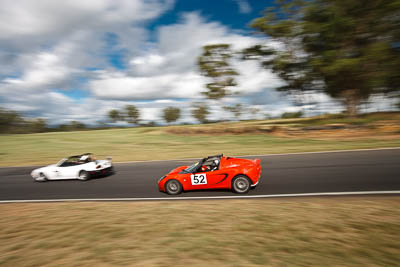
[[168, 166, 188, 174]]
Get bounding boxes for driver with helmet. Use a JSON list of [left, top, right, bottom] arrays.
[[201, 158, 220, 172]]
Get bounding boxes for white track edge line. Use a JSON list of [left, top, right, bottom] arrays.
[[1, 191, 399, 204]]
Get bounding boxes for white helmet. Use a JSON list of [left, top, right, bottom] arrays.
[[80, 155, 89, 161]]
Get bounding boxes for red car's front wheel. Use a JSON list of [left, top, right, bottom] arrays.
[[165, 179, 183, 195], [232, 175, 251, 194]]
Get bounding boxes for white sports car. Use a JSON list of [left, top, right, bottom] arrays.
[[31, 153, 114, 182]]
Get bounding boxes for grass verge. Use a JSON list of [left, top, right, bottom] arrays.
[[1, 112, 400, 166], [0, 127, 400, 167], [0, 197, 399, 266]]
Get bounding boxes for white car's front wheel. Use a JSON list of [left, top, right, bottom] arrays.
[[35, 172, 48, 182], [78, 170, 90, 181]]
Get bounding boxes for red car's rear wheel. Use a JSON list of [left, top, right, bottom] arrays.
[[232, 175, 251, 194]]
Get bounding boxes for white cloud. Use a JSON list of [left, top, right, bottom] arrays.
[[0, 0, 173, 38], [90, 70, 205, 100], [3, 1, 383, 125], [0, 6, 329, 124], [0, 0, 174, 78], [22, 53, 75, 87], [233, 0, 252, 14], [89, 13, 278, 102], [233, 60, 283, 95], [0, 0, 176, 124]]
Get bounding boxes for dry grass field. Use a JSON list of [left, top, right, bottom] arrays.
[[0, 197, 399, 266]]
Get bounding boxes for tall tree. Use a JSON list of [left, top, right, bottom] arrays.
[[70, 121, 86, 130], [0, 108, 24, 133], [124, 105, 140, 125], [198, 44, 239, 100], [192, 103, 210, 123], [223, 104, 244, 120], [163, 107, 181, 124], [249, 107, 261, 119], [30, 118, 47, 133], [108, 109, 121, 123], [246, 0, 400, 116]]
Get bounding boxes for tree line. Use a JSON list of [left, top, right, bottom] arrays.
[[108, 104, 208, 125], [1, 102, 265, 134], [107, 103, 275, 126], [0, 108, 92, 134]]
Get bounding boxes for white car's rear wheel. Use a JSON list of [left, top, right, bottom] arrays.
[[78, 170, 90, 181]]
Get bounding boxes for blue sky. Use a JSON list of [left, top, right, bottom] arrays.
[[150, 0, 273, 33], [0, 0, 342, 125]]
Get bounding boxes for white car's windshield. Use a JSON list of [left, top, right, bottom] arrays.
[[56, 158, 67, 167]]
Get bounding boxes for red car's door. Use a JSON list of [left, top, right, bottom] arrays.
[[186, 169, 230, 190], [206, 169, 231, 189]]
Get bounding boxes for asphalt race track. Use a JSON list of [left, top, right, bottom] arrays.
[[0, 148, 399, 201]]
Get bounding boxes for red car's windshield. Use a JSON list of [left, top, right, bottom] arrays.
[[183, 161, 201, 173]]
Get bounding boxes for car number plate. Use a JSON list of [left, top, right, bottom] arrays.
[[191, 173, 207, 185]]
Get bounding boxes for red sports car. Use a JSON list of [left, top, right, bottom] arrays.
[[158, 154, 262, 195]]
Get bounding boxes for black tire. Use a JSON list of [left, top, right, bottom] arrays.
[[232, 175, 251, 194], [165, 179, 183, 195], [78, 170, 90, 181], [35, 172, 48, 182]]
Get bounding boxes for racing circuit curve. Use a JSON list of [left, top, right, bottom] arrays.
[[0, 148, 399, 202]]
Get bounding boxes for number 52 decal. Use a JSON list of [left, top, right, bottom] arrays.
[[191, 173, 207, 185]]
